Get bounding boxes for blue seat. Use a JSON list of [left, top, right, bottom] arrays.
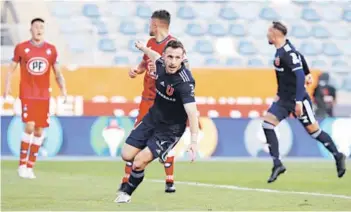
[[292, 0, 311, 5], [238, 41, 256, 55], [194, 40, 214, 54], [119, 21, 138, 35], [343, 9, 351, 22], [291, 25, 310, 38], [185, 23, 206, 36], [114, 56, 130, 65], [332, 60, 348, 67], [208, 23, 227, 37], [177, 6, 196, 20], [91, 20, 108, 35], [259, 7, 280, 20], [229, 24, 246, 37], [98, 39, 116, 52], [248, 58, 264, 67], [311, 60, 327, 68], [299, 42, 320, 56], [226, 58, 244, 66], [329, 25, 349, 39], [205, 57, 220, 66], [219, 7, 238, 20], [323, 42, 341, 56], [301, 8, 320, 22], [136, 4, 152, 19], [311, 26, 329, 39], [82, 4, 100, 18]]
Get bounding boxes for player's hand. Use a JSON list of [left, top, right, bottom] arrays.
[[305, 74, 313, 86], [61, 89, 68, 103], [146, 59, 157, 77], [186, 143, 197, 162], [129, 67, 139, 78], [295, 101, 303, 117], [135, 41, 145, 51]]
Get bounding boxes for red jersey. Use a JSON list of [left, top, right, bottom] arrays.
[[12, 40, 58, 100], [141, 35, 176, 99]]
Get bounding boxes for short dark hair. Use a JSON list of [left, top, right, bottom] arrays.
[[163, 40, 185, 54], [272, 21, 287, 36], [151, 10, 171, 25], [31, 18, 44, 25]]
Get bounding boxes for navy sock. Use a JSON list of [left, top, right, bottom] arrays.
[[311, 129, 340, 158], [262, 121, 281, 166], [123, 169, 145, 196]]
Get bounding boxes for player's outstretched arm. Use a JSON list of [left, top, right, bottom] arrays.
[[135, 41, 161, 62], [53, 63, 67, 98], [184, 102, 199, 162], [3, 61, 18, 98]]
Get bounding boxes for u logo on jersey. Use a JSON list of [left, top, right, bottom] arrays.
[[26, 57, 49, 75], [274, 57, 280, 66], [166, 85, 174, 96]]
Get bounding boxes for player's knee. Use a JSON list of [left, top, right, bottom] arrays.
[[262, 121, 276, 130], [24, 122, 35, 134], [33, 127, 43, 137], [121, 150, 135, 162], [132, 156, 148, 171], [305, 122, 320, 134], [263, 113, 280, 126], [309, 128, 322, 138]]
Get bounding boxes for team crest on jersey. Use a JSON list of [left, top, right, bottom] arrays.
[[274, 57, 280, 66], [26, 57, 49, 75], [46, 49, 52, 55], [166, 85, 174, 96], [24, 48, 30, 54]]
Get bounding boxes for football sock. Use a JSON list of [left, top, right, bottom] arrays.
[[310, 129, 340, 159], [124, 169, 144, 196], [19, 132, 31, 166], [262, 121, 281, 166], [164, 156, 175, 183], [122, 161, 133, 183], [27, 136, 43, 168]]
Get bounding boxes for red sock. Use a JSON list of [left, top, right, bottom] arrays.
[[122, 161, 133, 183], [27, 136, 43, 168], [19, 133, 31, 166], [164, 156, 175, 183]]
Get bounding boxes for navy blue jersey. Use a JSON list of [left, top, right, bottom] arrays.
[[273, 39, 307, 101], [147, 58, 195, 125]]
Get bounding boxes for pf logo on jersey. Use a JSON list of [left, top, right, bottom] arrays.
[[26, 57, 49, 75]]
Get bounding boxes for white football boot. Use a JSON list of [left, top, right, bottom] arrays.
[[114, 192, 131, 203], [26, 168, 37, 179], [17, 165, 28, 178]]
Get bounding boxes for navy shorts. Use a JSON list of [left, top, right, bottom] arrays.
[[268, 94, 316, 127], [125, 114, 186, 163]]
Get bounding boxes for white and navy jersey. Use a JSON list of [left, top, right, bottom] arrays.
[[148, 58, 195, 125], [273, 39, 307, 101]]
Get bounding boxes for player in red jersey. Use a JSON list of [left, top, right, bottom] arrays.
[[3, 18, 67, 179], [118, 10, 190, 194]]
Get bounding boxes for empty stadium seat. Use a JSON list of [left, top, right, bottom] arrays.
[[114, 56, 130, 65], [299, 42, 321, 56], [248, 58, 264, 67], [238, 41, 257, 55], [208, 23, 227, 37], [119, 21, 138, 35], [311, 25, 330, 39], [205, 57, 221, 66], [98, 39, 116, 52], [332, 60, 348, 68], [343, 8, 351, 22], [311, 59, 327, 68], [229, 24, 246, 37], [322, 42, 341, 56], [82, 4, 100, 18], [92, 19, 108, 35], [194, 40, 214, 54], [186, 23, 206, 36], [226, 57, 244, 66], [343, 41, 351, 56], [292, 0, 311, 5], [177, 6, 196, 20], [259, 7, 280, 20], [318, 6, 343, 22], [328, 25, 350, 39], [235, 3, 261, 20], [219, 7, 238, 20], [301, 8, 320, 22], [136, 4, 152, 19], [108, 2, 135, 17], [291, 25, 310, 38]]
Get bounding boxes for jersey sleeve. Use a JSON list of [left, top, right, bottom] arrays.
[[177, 82, 196, 104], [300, 53, 310, 75], [12, 44, 21, 63], [52, 46, 59, 65], [285, 51, 303, 72]]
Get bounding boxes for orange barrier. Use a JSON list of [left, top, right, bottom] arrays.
[[1, 66, 320, 100]]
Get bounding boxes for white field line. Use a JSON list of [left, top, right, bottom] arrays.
[[148, 179, 351, 200]]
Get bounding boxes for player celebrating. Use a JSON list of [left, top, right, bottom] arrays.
[[3, 18, 67, 179], [115, 40, 198, 203], [264, 21, 346, 183], [119, 9, 189, 193]]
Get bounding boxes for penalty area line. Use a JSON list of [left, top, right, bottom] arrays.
[[148, 179, 351, 200]]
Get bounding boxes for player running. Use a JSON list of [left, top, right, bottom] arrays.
[[264, 21, 346, 183], [3, 18, 67, 179], [118, 9, 189, 193], [114, 40, 198, 203]]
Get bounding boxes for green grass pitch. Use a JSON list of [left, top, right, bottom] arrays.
[[2, 160, 351, 211]]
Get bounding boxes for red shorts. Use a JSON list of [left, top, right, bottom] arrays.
[[20, 98, 50, 128], [135, 99, 154, 127]]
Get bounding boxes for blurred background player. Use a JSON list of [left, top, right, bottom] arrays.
[[312, 73, 337, 118], [115, 40, 198, 204], [263, 21, 346, 183], [3, 18, 67, 179], [119, 9, 189, 194]]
